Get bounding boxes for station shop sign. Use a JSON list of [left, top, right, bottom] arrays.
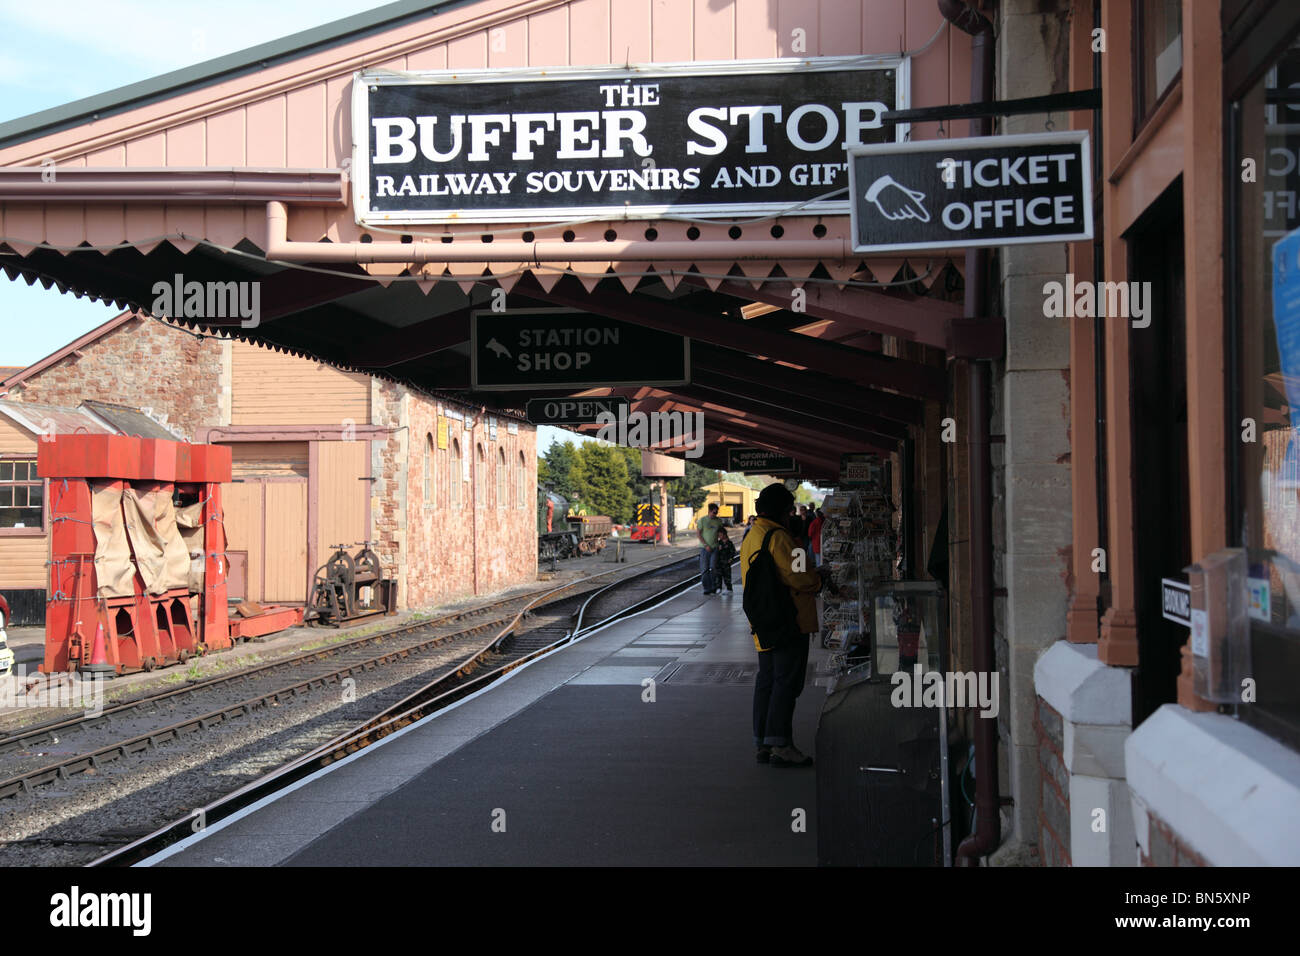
[[471, 309, 689, 391], [726, 447, 797, 474], [525, 396, 630, 426], [352, 55, 904, 224], [847, 131, 1093, 253]]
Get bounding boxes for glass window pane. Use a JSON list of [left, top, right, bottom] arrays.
[[0, 487, 12, 506], [0, 462, 12, 482], [11, 487, 25, 507], [28, 459, 37, 479], [1240, 37, 1300, 628], [13, 507, 39, 529], [1138, 0, 1182, 115], [28, 483, 42, 509], [12, 462, 27, 481]]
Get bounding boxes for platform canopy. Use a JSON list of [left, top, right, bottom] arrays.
[[0, 0, 998, 479]]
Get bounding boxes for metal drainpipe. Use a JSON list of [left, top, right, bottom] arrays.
[[939, 0, 1001, 867], [472, 412, 480, 596]]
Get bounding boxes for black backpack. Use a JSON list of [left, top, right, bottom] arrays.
[[743, 527, 800, 645]]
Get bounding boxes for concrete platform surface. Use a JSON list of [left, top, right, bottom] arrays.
[[153, 586, 830, 867]]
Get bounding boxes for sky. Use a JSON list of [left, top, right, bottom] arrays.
[[0, 0, 396, 367]]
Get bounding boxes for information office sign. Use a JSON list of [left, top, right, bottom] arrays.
[[727, 447, 797, 474], [472, 310, 688, 391], [847, 131, 1092, 253], [352, 55, 905, 224]]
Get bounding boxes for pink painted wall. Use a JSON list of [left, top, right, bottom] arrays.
[[0, 0, 971, 280]]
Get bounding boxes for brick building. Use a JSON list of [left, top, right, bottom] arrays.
[[0, 312, 537, 625]]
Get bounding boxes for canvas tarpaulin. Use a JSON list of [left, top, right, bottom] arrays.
[[121, 486, 191, 595], [91, 482, 134, 599], [175, 500, 206, 593]]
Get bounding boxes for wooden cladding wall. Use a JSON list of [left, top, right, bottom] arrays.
[[230, 342, 370, 426], [0, 417, 35, 456], [228, 441, 310, 478], [0, 535, 47, 589]]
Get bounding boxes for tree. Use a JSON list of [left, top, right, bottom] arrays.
[[575, 442, 636, 523], [541, 440, 584, 502], [616, 445, 653, 502], [668, 462, 718, 511]]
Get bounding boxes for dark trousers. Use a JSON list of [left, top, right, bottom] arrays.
[[699, 546, 718, 592], [753, 632, 810, 748]]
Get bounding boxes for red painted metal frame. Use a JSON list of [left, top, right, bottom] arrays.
[[39, 435, 234, 676]]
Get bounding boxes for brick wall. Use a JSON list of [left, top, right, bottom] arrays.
[[7, 316, 223, 438], [1037, 696, 1071, 866], [1141, 812, 1208, 867], [403, 395, 537, 609], [371, 380, 406, 593]]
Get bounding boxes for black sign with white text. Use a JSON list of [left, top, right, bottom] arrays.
[[848, 131, 1092, 253], [1161, 578, 1191, 627], [526, 396, 630, 425], [472, 310, 688, 391], [353, 57, 902, 223], [727, 447, 797, 474]]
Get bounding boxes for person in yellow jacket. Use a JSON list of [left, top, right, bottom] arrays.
[[740, 483, 823, 768]]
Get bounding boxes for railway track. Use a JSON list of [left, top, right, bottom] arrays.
[[88, 543, 734, 866], [0, 545, 696, 803]]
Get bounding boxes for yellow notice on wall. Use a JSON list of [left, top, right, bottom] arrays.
[[436, 417, 449, 450]]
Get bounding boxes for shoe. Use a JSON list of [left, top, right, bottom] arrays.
[[769, 745, 814, 768], [756, 747, 771, 764]]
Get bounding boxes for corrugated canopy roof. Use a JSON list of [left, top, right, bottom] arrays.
[[80, 401, 182, 441]]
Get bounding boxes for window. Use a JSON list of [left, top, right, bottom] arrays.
[[423, 434, 434, 509], [1232, 32, 1300, 748], [0, 458, 43, 529], [476, 444, 486, 508], [497, 448, 507, 509], [517, 450, 527, 509], [449, 439, 461, 509], [1134, 0, 1182, 127]]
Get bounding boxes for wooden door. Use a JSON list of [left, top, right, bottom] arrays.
[[316, 442, 370, 563], [222, 478, 308, 604]]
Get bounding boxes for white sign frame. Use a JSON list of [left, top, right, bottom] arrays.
[[351, 54, 910, 225], [846, 129, 1094, 254]]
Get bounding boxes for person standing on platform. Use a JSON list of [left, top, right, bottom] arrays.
[[697, 502, 725, 595], [808, 507, 824, 568], [715, 528, 737, 592], [741, 484, 823, 768]]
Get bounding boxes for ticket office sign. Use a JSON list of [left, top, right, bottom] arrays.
[[847, 131, 1093, 253], [352, 56, 905, 224]]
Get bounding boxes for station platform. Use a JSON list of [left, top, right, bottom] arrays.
[[152, 585, 831, 867]]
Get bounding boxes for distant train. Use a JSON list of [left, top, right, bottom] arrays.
[[631, 497, 676, 543], [537, 487, 614, 560]]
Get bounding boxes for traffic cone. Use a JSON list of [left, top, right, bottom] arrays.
[[80, 621, 116, 677]]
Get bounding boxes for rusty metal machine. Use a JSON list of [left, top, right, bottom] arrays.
[[308, 542, 396, 626]]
